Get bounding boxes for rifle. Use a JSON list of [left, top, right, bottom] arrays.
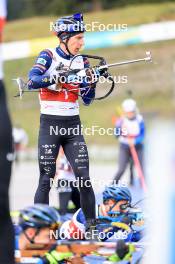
[[16, 221, 132, 261], [13, 51, 152, 99], [17, 240, 144, 263], [17, 241, 115, 263]]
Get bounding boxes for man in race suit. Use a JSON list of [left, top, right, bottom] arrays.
[[27, 13, 104, 229]]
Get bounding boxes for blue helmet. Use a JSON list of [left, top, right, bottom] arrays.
[[54, 13, 85, 40], [103, 186, 132, 204], [19, 204, 61, 230]]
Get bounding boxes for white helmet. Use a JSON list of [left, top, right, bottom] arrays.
[[122, 99, 137, 113]]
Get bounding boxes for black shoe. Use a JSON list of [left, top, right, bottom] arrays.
[[116, 240, 129, 259], [85, 219, 101, 241]]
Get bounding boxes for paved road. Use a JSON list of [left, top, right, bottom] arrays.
[[10, 161, 144, 211]]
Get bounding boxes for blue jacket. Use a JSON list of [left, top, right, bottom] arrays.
[[28, 47, 95, 105]]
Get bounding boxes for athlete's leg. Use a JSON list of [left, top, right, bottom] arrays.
[[0, 80, 14, 264], [34, 115, 60, 204], [135, 144, 145, 178], [113, 144, 130, 184], [57, 179, 72, 215], [129, 158, 134, 185], [62, 118, 95, 220], [70, 182, 81, 211]]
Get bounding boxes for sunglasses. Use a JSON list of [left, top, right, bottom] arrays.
[[120, 203, 130, 210]]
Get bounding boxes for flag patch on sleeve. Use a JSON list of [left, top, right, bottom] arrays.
[[37, 58, 47, 65]]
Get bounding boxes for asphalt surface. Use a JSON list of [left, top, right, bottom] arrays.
[[9, 161, 144, 211]]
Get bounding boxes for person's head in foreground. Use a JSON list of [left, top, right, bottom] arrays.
[[54, 13, 85, 56], [101, 186, 132, 217], [122, 99, 138, 120], [18, 204, 60, 249]]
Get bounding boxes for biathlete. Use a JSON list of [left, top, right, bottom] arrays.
[[113, 99, 145, 185], [27, 13, 105, 230], [14, 204, 73, 264], [60, 185, 144, 242], [14, 202, 143, 263]]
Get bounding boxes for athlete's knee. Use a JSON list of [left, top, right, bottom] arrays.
[[76, 176, 92, 190], [74, 164, 89, 177], [39, 173, 55, 192], [40, 161, 56, 176]]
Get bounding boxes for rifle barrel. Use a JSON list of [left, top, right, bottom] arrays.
[[99, 52, 152, 70]]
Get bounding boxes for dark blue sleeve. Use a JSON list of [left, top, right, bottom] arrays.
[[80, 57, 96, 106], [135, 120, 145, 145], [130, 231, 142, 242], [27, 49, 55, 89], [96, 223, 116, 241], [115, 119, 123, 138]]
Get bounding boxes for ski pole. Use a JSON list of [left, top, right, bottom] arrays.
[[128, 139, 147, 192]]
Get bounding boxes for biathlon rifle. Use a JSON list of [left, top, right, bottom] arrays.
[[13, 51, 152, 99]]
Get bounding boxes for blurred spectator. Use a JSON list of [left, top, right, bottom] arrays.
[[113, 99, 145, 185], [12, 125, 28, 163]]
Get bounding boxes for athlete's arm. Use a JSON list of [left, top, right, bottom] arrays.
[[27, 50, 56, 89], [37, 245, 73, 264], [134, 119, 145, 145], [115, 118, 123, 138]]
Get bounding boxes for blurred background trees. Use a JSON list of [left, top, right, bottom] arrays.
[[7, 0, 174, 21]]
